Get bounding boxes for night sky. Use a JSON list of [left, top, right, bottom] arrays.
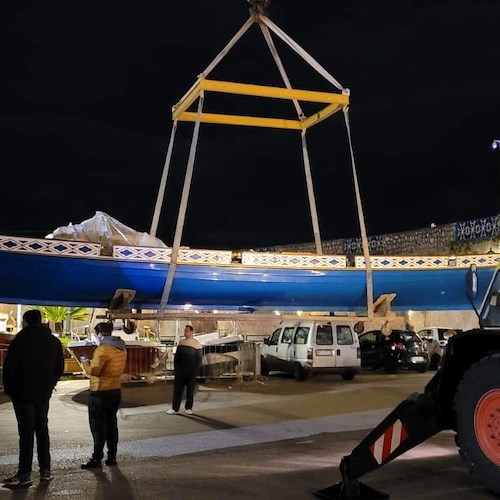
[[1, 0, 499, 250]]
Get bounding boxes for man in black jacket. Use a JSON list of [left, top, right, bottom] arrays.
[[2, 310, 64, 488], [166, 325, 202, 415]]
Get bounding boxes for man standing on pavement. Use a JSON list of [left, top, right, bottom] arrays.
[[2, 309, 64, 487], [167, 325, 202, 415], [80, 322, 126, 470]]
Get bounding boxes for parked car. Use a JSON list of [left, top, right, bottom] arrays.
[[260, 320, 360, 381], [358, 329, 429, 373], [417, 327, 462, 369]]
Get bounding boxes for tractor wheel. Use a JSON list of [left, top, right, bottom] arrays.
[[260, 357, 269, 376], [455, 353, 500, 495]]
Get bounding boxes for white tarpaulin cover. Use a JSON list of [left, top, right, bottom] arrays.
[[46, 211, 166, 254]]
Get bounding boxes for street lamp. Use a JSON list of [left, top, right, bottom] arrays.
[[492, 139, 500, 184]]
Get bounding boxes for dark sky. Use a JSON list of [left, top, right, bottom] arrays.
[[1, 0, 499, 250]]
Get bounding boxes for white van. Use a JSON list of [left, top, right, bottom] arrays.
[[260, 320, 360, 381], [417, 327, 462, 369]]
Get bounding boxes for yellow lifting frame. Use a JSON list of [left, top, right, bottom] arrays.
[[172, 78, 349, 131]]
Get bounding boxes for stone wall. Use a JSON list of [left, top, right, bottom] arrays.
[[407, 310, 479, 332], [258, 214, 500, 256]]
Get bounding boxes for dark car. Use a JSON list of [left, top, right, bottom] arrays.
[[358, 329, 429, 373]]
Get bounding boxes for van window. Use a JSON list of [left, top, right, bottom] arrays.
[[419, 329, 433, 342], [294, 327, 309, 345], [316, 325, 333, 345], [269, 329, 281, 346], [281, 327, 295, 344], [337, 325, 354, 345], [359, 330, 377, 347]]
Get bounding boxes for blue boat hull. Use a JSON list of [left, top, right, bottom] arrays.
[[0, 251, 495, 311]]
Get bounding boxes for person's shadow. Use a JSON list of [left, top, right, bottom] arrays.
[[2, 480, 50, 499], [90, 467, 136, 500]]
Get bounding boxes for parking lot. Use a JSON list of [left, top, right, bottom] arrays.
[[0, 370, 497, 499]]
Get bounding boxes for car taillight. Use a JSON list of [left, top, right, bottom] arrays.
[[357, 348, 361, 359], [390, 342, 406, 351], [307, 348, 313, 360]]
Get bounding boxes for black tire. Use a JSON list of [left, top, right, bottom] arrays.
[[260, 357, 269, 376], [416, 363, 428, 373], [429, 353, 441, 370], [342, 370, 356, 381], [455, 354, 500, 495], [293, 362, 306, 382], [383, 358, 398, 374]]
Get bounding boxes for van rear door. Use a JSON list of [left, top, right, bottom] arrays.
[[335, 325, 359, 368], [313, 324, 336, 368]]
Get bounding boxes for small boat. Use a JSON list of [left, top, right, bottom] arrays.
[[67, 339, 166, 383], [0, 233, 497, 312]]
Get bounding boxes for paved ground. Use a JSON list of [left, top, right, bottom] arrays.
[[0, 371, 497, 499]]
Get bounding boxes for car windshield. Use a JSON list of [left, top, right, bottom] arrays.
[[392, 331, 421, 343]]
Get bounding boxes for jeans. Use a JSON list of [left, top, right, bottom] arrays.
[[12, 400, 51, 478], [88, 390, 121, 460], [172, 373, 196, 412]]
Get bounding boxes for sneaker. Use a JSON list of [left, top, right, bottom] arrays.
[[185, 409, 193, 415], [40, 470, 54, 481], [80, 459, 102, 470], [166, 408, 178, 415], [2, 475, 32, 487], [105, 458, 117, 466]]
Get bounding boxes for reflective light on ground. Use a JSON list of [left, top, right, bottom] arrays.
[[397, 439, 456, 460]]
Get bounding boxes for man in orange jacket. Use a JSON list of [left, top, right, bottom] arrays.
[[80, 322, 126, 469]]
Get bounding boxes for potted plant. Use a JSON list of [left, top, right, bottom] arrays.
[[35, 306, 90, 373]]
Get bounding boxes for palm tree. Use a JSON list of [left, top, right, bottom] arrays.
[[35, 306, 89, 336]]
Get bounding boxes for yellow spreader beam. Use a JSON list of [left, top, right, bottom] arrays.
[[172, 78, 349, 130]]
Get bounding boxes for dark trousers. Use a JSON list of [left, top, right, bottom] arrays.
[[172, 372, 196, 411], [88, 390, 121, 461], [12, 400, 51, 477]]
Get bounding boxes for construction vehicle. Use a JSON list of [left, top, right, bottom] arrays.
[[315, 264, 500, 499]]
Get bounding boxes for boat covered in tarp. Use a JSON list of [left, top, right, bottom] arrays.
[[46, 211, 166, 255]]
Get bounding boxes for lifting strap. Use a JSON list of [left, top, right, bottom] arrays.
[[344, 107, 373, 318], [259, 22, 323, 254], [153, 11, 373, 315], [150, 120, 178, 237], [159, 92, 205, 310]]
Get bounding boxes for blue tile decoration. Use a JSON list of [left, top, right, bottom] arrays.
[[0, 236, 101, 257], [455, 215, 499, 241], [344, 235, 384, 254], [113, 246, 232, 265], [241, 252, 347, 269]]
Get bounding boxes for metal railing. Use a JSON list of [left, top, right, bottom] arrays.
[[164, 342, 259, 381]]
